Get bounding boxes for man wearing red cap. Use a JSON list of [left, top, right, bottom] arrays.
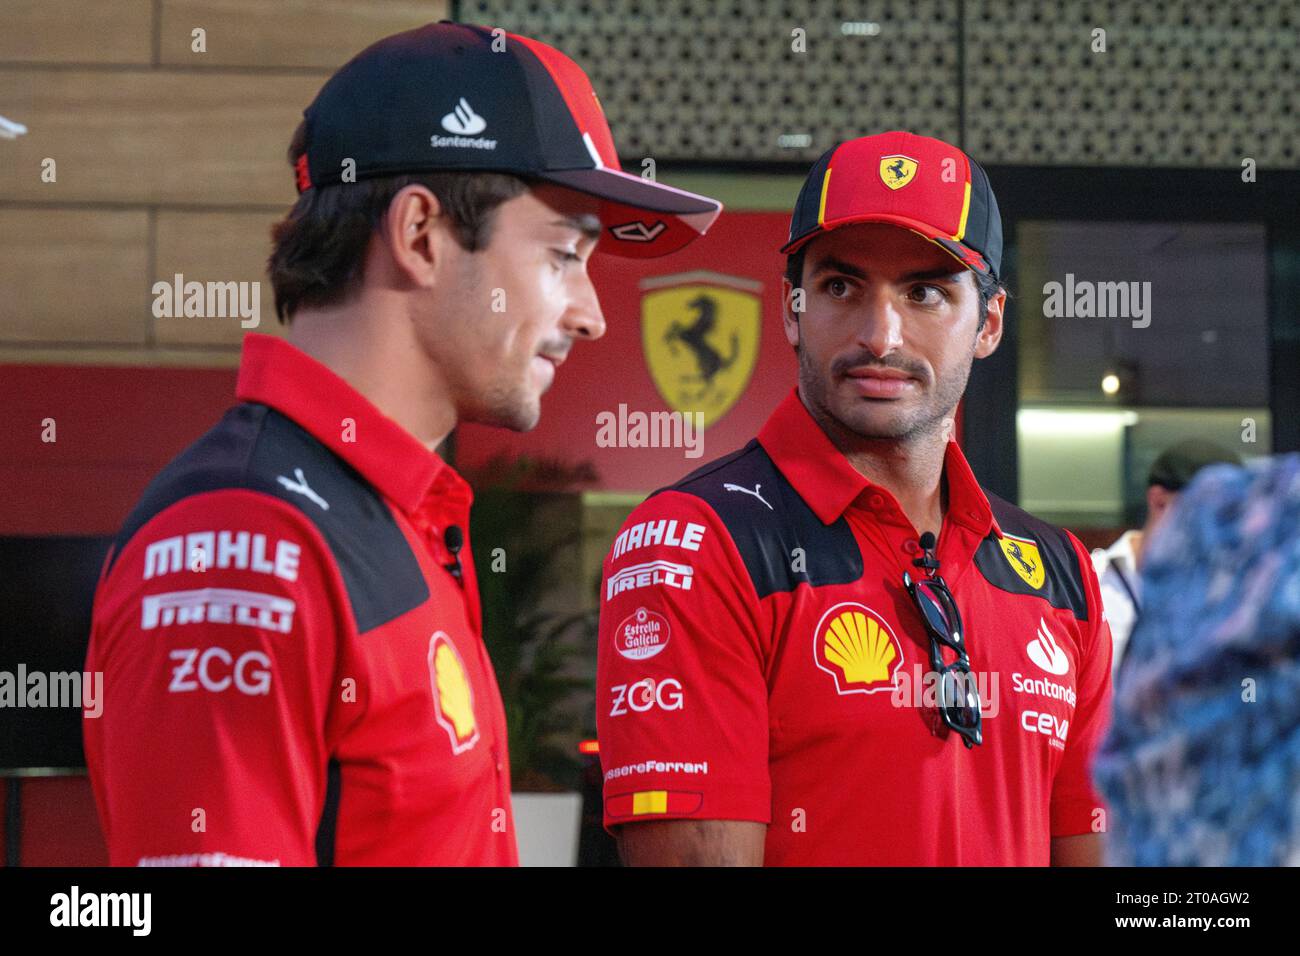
[[596, 131, 1112, 865], [84, 22, 720, 867]]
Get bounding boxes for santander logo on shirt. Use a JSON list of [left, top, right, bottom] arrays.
[[1026, 617, 1070, 676]]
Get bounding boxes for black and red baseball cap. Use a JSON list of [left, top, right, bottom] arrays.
[[294, 21, 722, 258], [781, 131, 1002, 279]]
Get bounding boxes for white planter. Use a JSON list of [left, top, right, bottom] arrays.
[[510, 792, 584, 867]]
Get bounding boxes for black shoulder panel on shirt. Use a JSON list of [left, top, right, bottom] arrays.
[[650, 440, 863, 600], [108, 402, 429, 635], [976, 492, 1089, 622]]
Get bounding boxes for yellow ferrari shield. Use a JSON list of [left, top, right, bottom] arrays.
[[640, 271, 761, 428], [999, 533, 1045, 590], [879, 155, 918, 190]]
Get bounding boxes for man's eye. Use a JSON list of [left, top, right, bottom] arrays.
[[552, 249, 581, 265], [908, 284, 947, 305], [824, 277, 851, 298]]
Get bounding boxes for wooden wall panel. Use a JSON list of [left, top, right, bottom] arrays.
[[0, 0, 449, 365], [158, 0, 446, 68], [153, 209, 287, 346], [0, 0, 153, 65], [0, 208, 149, 344], [0, 68, 317, 205]]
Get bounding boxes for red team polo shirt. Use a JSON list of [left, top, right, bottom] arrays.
[[597, 389, 1112, 865], [85, 334, 517, 866]]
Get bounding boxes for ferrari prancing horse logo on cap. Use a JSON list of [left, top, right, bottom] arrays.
[[879, 155, 919, 190]]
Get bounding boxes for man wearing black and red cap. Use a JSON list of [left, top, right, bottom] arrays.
[[596, 131, 1113, 865], [84, 21, 720, 867]]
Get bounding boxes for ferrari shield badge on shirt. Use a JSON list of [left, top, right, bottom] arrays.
[[999, 532, 1045, 590]]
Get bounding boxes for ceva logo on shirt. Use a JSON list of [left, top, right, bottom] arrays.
[[1026, 617, 1070, 676]]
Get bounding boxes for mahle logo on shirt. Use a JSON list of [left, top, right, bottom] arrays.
[[998, 532, 1045, 589], [428, 632, 478, 755], [813, 602, 904, 695]]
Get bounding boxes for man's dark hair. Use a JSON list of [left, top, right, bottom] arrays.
[[784, 246, 1004, 331], [269, 122, 530, 322]]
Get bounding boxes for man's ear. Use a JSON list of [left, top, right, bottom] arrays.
[[1146, 484, 1173, 518], [974, 288, 1006, 359], [781, 276, 801, 350], [382, 184, 448, 289]]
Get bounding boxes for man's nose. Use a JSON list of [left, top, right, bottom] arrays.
[[560, 271, 606, 342], [857, 289, 904, 357]]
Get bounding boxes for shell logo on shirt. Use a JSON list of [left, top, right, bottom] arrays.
[[428, 631, 479, 755], [998, 533, 1045, 590], [813, 602, 904, 695]]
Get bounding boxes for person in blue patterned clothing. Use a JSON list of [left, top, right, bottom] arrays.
[[1094, 452, 1300, 866]]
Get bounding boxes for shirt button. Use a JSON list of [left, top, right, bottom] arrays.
[[903, 539, 920, 554], [869, 494, 885, 509]]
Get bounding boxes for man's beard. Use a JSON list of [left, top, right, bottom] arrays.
[[462, 375, 541, 432], [797, 342, 970, 444]]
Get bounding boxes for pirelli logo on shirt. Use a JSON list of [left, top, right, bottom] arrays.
[[141, 588, 296, 633], [606, 560, 695, 600]]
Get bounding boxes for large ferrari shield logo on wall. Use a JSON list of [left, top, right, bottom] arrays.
[[640, 271, 762, 428]]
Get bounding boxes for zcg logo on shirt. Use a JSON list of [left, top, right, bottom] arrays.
[[168, 647, 271, 696], [428, 632, 479, 755], [609, 677, 684, 716]]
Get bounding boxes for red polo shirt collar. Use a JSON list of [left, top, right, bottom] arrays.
[[757, 388, 1000, 537], [234, 333, 465, 516]]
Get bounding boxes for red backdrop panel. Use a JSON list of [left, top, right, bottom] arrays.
[[0, 364, 237, 535], [18, 776, 108, 866]]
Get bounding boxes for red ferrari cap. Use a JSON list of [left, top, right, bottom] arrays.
[[781, 131, 1002, 279], [296, 21, 722, 258]]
